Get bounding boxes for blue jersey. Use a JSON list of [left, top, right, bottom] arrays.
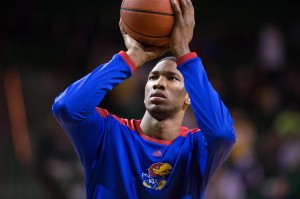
[[52, 51, 236, 199]]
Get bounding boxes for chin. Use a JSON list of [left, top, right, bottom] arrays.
[[147, 105, 173, 118], [147, 105, 165, 113]]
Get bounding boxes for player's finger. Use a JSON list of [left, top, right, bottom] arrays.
[[182, 0, 194, 20], [119, 19, 127, 36], [171, 0, 182, 19], [181, 0, 194, 27], [186, 0, 194, 14], [185, 0, 193, 7], [179, 0, 188, 17]]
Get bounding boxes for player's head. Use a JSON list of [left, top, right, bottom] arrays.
[[144, 57, 190, 120]]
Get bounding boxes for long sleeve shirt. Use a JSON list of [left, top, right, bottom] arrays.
[[52, 51, 236, 199]]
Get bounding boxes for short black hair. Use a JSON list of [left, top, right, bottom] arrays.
[[157, 56, 176, 64]]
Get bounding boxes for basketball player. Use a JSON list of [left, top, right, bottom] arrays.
[[52, 0, 236, 198]]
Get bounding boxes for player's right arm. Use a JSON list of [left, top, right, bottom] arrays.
[[52, 52, 135, 170]]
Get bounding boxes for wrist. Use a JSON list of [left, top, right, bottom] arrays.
[[172, 45, 191, 59], [126, 48, 145, 68]]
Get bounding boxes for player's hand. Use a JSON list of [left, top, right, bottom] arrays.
[[170, 0, 195, 58], [120, 20, 169, 68]]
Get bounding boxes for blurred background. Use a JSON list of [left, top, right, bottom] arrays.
[[1, 0, 300, 198]]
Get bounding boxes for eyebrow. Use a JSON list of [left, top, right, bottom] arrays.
[[149, 71, 180, 77]]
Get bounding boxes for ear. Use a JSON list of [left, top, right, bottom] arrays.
[[184, 95, 191, 105]]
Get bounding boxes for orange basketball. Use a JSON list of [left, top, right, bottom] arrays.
[[120, 0, 176, 46]]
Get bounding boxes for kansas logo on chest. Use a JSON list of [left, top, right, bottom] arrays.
[[142, 162, 173, 190]]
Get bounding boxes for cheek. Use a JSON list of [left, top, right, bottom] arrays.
[[173, 88, 187, 101], [144, 84, 151, 99]]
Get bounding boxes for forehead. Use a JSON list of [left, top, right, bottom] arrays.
[[150, 60, 181, 75]]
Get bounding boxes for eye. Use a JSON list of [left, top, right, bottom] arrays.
[[168, 76, 179, 81], [148, 75, 157, 80]]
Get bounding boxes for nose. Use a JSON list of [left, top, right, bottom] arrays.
[[153, 76, 166, 90]]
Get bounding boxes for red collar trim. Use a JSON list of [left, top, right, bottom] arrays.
[[96, 108, 199, 145], [132, 120, 193, 145]]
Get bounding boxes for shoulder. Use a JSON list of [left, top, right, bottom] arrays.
[[96, 107, 140, 131], [179, 126, 200, 138]]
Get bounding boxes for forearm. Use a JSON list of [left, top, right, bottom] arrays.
[[52, 53, 134, 125]]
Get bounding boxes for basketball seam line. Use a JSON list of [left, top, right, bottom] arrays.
[[121, 16, 170, 38], [121, 8, 175, 16]]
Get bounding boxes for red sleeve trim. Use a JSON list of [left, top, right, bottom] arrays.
[[118, 51, 136, 73], [96, 107, 109, 117], [176, 52, 198, 66]]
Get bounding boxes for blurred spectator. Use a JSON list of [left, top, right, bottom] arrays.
[[257, 23, 286, 71], [206, 108, 265, 199]]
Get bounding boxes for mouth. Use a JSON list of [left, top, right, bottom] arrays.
[[149, 91, 167, 104], [150, 91, 167, 99]]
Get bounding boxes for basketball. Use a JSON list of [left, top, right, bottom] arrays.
[[120, 0, 176, 46]]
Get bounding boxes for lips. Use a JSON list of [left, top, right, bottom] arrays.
[[150, 91, 167, 99], [149, 91, 167, 104]]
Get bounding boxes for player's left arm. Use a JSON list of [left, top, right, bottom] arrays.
[[178, 55, 236, 187], [171, 0, 235, 188]]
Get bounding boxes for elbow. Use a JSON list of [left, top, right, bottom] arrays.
[[52, 97, 73, 123], [52, 94, 89, 124], [224, 125, 236, 144], [214, 124, 236, 145], [215, 111, 236, 144]]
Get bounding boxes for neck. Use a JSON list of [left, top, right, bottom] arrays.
[[140, 111, 185, 141]]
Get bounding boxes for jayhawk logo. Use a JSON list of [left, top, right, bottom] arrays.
[[142, 162, 172, 190]]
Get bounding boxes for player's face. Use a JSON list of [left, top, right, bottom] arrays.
[[144, 59, 189, 118]]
